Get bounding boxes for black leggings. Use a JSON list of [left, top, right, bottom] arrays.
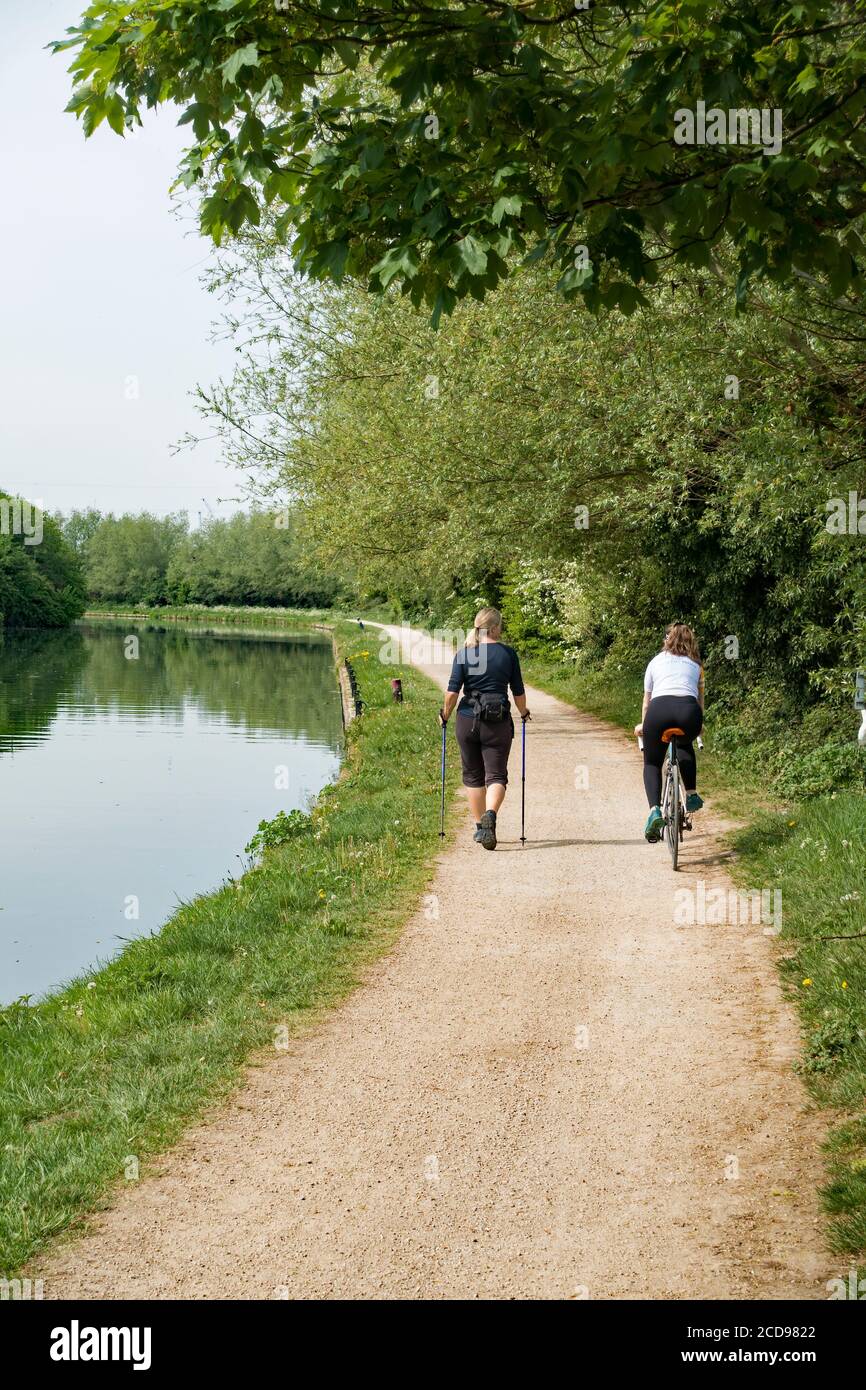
[[642, 695, 703, 807]]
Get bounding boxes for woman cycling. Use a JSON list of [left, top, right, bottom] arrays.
[[635, 622, 704, 843], [439, 607, 530, 850]]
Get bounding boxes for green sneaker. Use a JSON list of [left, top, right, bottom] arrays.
[[686, 792, 703, 813], [644, 806, 664, 842]]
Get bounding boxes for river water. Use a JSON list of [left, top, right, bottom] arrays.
[[0, 620, 343, 1003]]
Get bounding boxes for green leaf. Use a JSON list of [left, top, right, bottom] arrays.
[[601, 281, 645, 315], [222, 44, 259, 87], [556, 265, 594, 295], [200, 193, 228, 245], [177, 103, 213, 142], [430, 285, 457, 329], [456, 235, 487, 277], [522, 238, 551, 266], [680, 239, 711, 268], [790, 64, 819, 95], [311, 240, 349, 282], [371, 244, 419, 289], [491, 195, 522, 226], [105, 97, 125, 136], [332, 40, 360, 70], [418, 204, 449, 238], [264, 169, 302, 205], [81, 96, 107, 138], [360, 139, 385, 172]]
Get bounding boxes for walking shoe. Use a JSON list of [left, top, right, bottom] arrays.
[[644, 806, 664, 842], [686, 792, 703, 813], [473, 823, 484, 843], [479, 809, 497, 850]]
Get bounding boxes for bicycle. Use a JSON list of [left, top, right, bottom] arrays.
[[637, 728, 704, 871]]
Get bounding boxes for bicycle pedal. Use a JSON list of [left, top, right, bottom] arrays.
[[683, 816, 693, 832]]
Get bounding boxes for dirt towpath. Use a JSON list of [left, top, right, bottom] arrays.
[[37, 625, 832, 1299]]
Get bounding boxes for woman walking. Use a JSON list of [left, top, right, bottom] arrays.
[[438, 607, 530, 850], [635, 622, 704, 842]]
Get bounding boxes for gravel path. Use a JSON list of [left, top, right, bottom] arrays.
[[37, 627, 832, 1299]]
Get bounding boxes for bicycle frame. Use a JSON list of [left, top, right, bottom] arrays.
[[637, 733, 703, 871]]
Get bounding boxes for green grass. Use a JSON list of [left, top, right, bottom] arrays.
[[81, 602, 402, 628], [728, 796, 866, 1262], [82, 602, 339, 626], [523, 651, 866, 1272], [0, 619, 457, 1274]]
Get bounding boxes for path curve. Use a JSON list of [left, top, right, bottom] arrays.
[[37, 626, 832, 1299]]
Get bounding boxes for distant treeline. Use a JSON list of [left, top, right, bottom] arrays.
[[59, 508, 343, 610]]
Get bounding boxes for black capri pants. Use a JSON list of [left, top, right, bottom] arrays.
[[455, 713, 514, 787], [642, 695, 702, 807]]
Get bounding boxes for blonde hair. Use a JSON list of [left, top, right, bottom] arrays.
[[467, 606, 502, 646], [663, 622, 701, 662]]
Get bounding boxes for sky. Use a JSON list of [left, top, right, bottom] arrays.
[[0, 0, 243, 522]]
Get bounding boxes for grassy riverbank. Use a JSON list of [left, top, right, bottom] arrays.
[[1, 616, 456, 1275], [81, 602, 401, 628], [82, 603, 338, 627], [522, 652, 866, 1266]]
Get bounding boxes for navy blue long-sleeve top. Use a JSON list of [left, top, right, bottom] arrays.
[[447, 642, 525, 717]]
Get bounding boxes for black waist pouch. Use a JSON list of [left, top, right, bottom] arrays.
[[468, 692, 508, 729]]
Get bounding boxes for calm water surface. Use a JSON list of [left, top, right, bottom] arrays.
[[0, 621, 343, 1003]]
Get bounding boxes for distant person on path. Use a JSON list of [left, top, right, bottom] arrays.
[[438, 607, 529, 850], [635, 622, 704, 842]]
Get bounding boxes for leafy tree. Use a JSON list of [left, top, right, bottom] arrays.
[[0, 493, 87, 628], [55, 1, 866, 320], [59, 507, 104, 561], [86, 512, 189, 604], [166, 509, 343, 606]]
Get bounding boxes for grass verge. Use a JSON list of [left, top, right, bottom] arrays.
[[729, 797, 866, 1261], [0, 618, 456, 1274], [522, 652, 866, 1272], [82, 603, 338, 627]]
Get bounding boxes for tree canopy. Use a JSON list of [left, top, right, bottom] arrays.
[[191, 217, 866, 798], [56, 1, 866, 321], [167, 509, 344, 606], [83, 511, 190, 605], [0, 495, 86, 628]]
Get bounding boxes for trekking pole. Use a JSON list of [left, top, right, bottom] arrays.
[[439, 720, 447, 838], [520, 715, 527, 845]]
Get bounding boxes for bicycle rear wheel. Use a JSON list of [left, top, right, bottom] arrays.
[[666, 756, 681, 870]]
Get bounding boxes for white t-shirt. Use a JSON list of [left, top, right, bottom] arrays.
[[644, 651, 702, 701]]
